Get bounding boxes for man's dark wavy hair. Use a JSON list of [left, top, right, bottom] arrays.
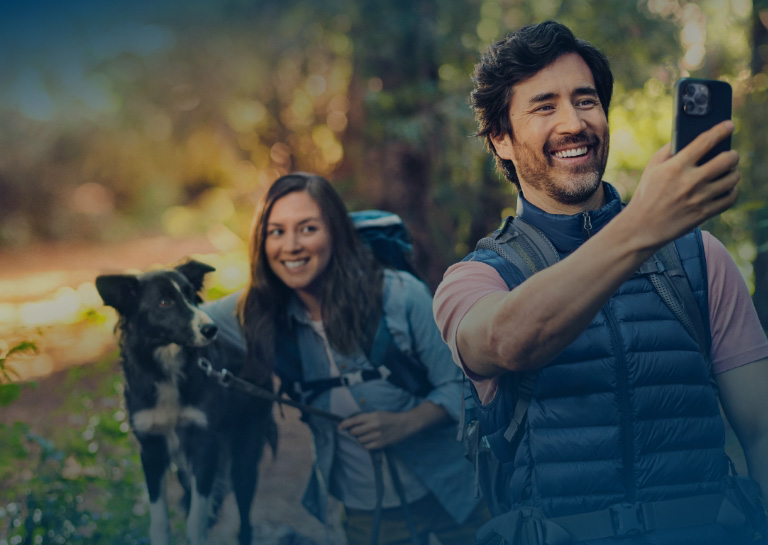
[[470, 20, 613, 189]]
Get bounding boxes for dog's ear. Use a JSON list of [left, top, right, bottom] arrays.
[[175, 260, 216, 292], [95, 275, 140, 315]]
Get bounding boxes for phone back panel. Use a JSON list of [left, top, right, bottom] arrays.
[[672, 78, 732, 165]]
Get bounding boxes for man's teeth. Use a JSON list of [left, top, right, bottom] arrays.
[[285, 259, 309, 269], [554, 147, 588, 158]]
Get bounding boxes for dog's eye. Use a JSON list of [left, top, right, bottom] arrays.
[[158, 298, 174, 309]]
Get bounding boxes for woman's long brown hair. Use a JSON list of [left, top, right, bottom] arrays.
[[237, 173, 383, 383]]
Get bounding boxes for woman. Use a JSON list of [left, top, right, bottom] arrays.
[[238, 172, 486, 545]]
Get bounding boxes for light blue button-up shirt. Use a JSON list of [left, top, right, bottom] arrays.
[[203, 270, 480, 524]]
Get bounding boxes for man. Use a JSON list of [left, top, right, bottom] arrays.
[[433, 20, 768, 545]]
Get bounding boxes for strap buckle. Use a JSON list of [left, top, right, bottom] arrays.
[[376, 365, 391, 381], [217, 368, 232, 388], [611, 502, 644, 537], [340, 370, 364, 386]]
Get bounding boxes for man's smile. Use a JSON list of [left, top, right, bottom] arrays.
[[552, 146, 589, 159]]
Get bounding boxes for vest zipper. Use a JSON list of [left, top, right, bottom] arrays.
[[604, 305, 637, 503], [582, 211, 593, 239]]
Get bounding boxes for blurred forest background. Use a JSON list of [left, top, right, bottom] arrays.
[[1, 0, 768, 543], [2, 0, 768, 317]]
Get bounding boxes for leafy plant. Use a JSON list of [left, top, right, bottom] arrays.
[[0, 341, 37, 407], [0, 356, 150, 545]]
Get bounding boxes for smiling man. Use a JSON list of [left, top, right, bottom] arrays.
[[433, 20, 768, 545], [490, 52, 610, 210]]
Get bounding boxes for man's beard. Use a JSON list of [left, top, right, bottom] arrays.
[[515, 131, 609, 205]]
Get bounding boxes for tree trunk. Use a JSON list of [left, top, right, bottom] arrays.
[[749, 2, 768, 329], [337, 0, 443, 288]]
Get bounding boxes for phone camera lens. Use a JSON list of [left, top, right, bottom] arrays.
[[683, 83, 697, 97], [683, 97, 696, 113]]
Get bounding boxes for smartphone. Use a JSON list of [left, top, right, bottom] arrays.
[[672, 78, 732, 165]]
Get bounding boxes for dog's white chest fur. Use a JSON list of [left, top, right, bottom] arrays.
[[132, 344, 208, 435]]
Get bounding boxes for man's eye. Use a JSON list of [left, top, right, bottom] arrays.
[[159, 298, 174, 309]]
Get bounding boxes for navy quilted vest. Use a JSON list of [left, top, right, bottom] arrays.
[[465, 184, 728, 519]]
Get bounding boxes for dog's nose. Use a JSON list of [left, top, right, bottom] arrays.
[[201, 323, 218, 339]]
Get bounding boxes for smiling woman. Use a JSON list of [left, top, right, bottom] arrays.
[[232, 172, 488, 545], [263, 191, 333, 320]]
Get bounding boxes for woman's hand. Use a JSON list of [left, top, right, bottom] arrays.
[[338, 401, 449, 450]]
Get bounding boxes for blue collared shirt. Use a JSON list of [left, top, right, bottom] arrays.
[[203, 270, 480, 524]]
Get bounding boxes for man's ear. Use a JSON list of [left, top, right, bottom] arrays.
[[490, 132, 515, 162], [95, 275, 140, 316]]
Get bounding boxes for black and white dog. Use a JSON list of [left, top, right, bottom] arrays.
[[96, 259, 276, 545]]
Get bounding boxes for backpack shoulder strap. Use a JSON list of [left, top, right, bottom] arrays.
[[471, 215, 561, 448], [275, 312, 431, 405], [368, 315, 431, 396], [475, 216, 560, 278], [274, 324, 304, 402], [638, 240, 711, 361]]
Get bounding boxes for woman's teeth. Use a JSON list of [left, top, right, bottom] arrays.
[[285, 259, 309, 269]]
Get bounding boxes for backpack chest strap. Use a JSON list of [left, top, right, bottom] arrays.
[[296, 365, 392, 404]]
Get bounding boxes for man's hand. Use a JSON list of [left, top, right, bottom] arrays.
[[624, 120, 739, 249], [338, 401, 449, 450]]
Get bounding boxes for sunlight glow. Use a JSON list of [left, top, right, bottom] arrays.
[[683, 44, 706, 70], [226, 100, 267, 133], [207, 223, 244, 253], [217, 264, 249, 292], [162, 206, 197, 237], [306, 74, 327, 97], [19, 287, 80, 327]]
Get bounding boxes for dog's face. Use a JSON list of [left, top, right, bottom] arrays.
[[96, 260, 219, 347]]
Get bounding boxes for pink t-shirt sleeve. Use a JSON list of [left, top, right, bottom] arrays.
[[433, 261, 507, 404], [703, 231, 768, 373], [433, 232, 768, 404]]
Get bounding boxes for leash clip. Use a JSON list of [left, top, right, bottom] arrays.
[[197, 358, 213, 376], [218, 368, 232, 388]]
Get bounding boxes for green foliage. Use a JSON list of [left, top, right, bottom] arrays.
[[0, 0, 764, 302], [0, 342, 37, 407], [0, 360, 149, 545]]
